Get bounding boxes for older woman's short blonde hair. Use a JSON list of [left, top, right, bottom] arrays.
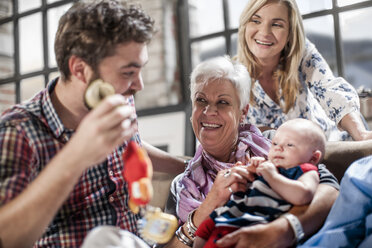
[[237, 0, 305, 113], [190, 56, 251, 110]]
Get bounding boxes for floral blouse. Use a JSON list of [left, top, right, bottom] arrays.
[[247, 40, 360, 141]]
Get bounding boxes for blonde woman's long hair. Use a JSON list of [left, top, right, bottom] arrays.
[[237, 0, 305, 113]]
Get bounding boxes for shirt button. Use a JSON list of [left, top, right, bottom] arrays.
[[109, 196, 115, 202], [109, 170, 114, 176]]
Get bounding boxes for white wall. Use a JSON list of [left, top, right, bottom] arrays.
[[138, 111, 186, 156]]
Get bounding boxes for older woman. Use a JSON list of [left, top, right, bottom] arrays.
[[237, 0, 372, 141], [163, 56, 339, 248]]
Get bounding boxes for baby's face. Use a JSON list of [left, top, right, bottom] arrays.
[[268, 125, 315, 169]]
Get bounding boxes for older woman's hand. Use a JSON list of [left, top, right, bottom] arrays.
[[191, 164, 256, 229], [207, 166, 250, 208]]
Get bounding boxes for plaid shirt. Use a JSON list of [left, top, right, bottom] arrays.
[[0, 78, 141, 247]]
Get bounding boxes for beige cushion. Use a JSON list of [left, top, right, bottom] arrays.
[[150, 171, 178, 210]]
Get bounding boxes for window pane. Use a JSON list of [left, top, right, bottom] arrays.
[[135, 36, 180, 110], [231, 32, 238, 56], [20, 75, 45, 102], [18, 0, 41, 13], [19, 13, 43, 74], [338, 0, 369, 7], [340, 7, 372, 89], [0, 0, 12, 18], [303, 15, 338, 75], [48, 71, 60, 82], [189, 0, 224, 38], [48, 4, 72, 68], [0, 22, 14, 79], [0, 83, 15, 113], [297, 0, 332, 15], [228, 0, 248, 29], [134, 1, 181, 110], [191, 37, 226, 68]]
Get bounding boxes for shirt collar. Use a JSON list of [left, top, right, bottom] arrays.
[[27, 77, 67, 140]]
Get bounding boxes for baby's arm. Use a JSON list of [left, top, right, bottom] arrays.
[[257, 162, 319, 205]]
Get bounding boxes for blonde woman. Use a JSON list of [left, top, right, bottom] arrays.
[[237, 0, 372, 141]]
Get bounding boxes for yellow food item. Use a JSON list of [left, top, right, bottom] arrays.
[[84, 79, 115, 109], [139, 207, 178, 244]]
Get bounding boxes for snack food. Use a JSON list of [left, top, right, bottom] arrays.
[[84, 79, 115, 109]]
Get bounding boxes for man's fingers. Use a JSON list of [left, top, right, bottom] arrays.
[[102, 104, 135, 130], [89, 95, 136, 132], [91, 94, 127, 117], [216, 230, 240, 247]]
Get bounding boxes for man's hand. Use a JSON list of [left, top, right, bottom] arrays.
[[68, 94, 137, 169], [216, 217, 294, 248]]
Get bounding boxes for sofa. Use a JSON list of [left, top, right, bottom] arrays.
[[149, 141, 372, 210]]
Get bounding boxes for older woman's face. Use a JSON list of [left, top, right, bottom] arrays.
[[191, 78, 243, 161], [244, 1, 289, 65]]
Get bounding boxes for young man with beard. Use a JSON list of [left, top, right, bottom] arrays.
[[0, 1, 183, 247]]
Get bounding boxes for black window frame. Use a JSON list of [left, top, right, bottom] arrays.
[[177, 0, 372, 155], [2, 0, 372, 156]]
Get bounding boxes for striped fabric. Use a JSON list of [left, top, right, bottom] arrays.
[[211, 164, 317, 228], [0, 78, 140, 247]]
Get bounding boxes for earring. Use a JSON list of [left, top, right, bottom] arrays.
[[190, 117, 192, 122]]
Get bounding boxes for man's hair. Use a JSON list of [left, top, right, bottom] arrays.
[[55, 0, 155, 81]]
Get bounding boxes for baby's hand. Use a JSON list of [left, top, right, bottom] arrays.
[[250, 157, 266, 168], [256, 161, 277, 177], [234, 161, 256, 182]]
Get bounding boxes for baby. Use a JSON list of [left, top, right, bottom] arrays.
[[193, 118, 326, 248]]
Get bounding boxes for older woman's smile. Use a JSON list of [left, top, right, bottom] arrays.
[[191, 78, 243, 160], [201, 122, 222, 129]]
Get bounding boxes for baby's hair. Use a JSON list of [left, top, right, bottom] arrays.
[[281, 118, 326, 161]]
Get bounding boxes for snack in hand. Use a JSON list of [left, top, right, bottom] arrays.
[[84, 79, 115, 109]]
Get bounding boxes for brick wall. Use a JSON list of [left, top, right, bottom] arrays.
[[132, 0, 181, 110]]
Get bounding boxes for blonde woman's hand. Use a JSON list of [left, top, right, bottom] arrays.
[[360, 130, 372, 140]]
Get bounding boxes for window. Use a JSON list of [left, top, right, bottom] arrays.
[[181, 0, 372, 90], [179, 0, 372, 154], [301, 1, 372, 90], [0, 0, 184, 114], [0, 0, 73, 113]]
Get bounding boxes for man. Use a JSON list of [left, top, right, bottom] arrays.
[[0, 1, 183, 247], [301, 155, 372, 248]]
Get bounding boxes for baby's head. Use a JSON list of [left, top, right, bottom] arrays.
[[268, 118, 326, 169]]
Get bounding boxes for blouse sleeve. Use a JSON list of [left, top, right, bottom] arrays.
[[299, 39, 360, 125]]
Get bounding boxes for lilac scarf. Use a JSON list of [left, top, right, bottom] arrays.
[[175, 124, 272, 223]]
